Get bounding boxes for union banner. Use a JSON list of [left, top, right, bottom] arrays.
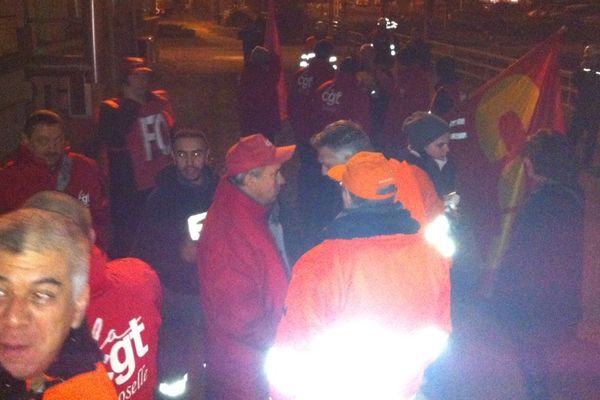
[[454, 29, 565, 277]]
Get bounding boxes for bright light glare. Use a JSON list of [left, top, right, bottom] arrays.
[[266, 321, 449, 400], [158, 373, 188, 398], [424, 215, 456, 257], [299, 61, 308, 68], [329, 56, 338, 63]]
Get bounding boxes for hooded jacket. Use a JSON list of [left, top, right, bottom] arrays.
[[0, 325, 117, 400], [273, 203, 452, 399], [86, 246, 162, 400], [0, 145, 110, 248], [197, 177, 289, 400], [131, 165, 217, 294]]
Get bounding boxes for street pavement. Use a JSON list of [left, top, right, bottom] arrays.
[[155, 16, 600, 399]]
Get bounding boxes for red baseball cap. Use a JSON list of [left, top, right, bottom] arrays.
[[327, 152, 397, 200], [225, 134, 296, 176]]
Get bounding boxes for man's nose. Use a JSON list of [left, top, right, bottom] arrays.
[[2, 297, 31, 328], [49, 137, 64, 152]]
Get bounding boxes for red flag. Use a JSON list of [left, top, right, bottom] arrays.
[[455, 29, 565, 272], [264, 0, 288, 121]]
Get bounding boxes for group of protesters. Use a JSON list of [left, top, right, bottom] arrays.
[[0, 18, 594, 400]]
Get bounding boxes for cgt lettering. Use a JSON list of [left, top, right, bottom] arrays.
[[118, 364, 149, 400], [298, 74, 314, 91], [322, 89, 342, 107], [109, 318, 149, 385]]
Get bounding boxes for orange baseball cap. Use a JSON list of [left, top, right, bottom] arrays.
[[225, 133, 296, 176], [327, 152, 397, 200]]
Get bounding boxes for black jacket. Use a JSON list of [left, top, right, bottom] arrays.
[[131, 165, 217, 294], [492, 181, 585, 331]]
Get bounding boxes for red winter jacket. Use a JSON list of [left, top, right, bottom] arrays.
[[314, 72, 372, 134], [288, 59, 336, 144], [86, 246, 162, 400], [197, 178, 289, 400], [98, 90, 174, 192], [0, 145, 110, 248]]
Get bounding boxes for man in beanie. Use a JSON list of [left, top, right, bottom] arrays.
[[238, 46, 282, 142], [96, 57, 175, 258], [400, 111, 457, 198], [268, 151, 451, 400], [197, 133, 295, 399]]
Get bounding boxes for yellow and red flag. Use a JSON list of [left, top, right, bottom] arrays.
[[455, 29, 565, 272], [264, 0, 288, 121]]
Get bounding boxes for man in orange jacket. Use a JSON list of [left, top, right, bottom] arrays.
[[310, 120, 443, 235], [0, 208, 117, 399], [267, 152, 452, 399]]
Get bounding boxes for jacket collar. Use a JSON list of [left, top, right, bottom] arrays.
[[214, 176, 271, 221], [323, 203, 420, 241]]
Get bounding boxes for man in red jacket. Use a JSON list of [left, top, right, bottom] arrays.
[[97, 57, 174, 258], [197, 134, 295, 399], [0, 109, 110, 249], [314, 57, 372, 135], [23, 191, 162, 400]]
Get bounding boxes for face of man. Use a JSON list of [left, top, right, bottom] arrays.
[[317, 146, 349, 176], [0, 248, 88, 382], [172, 136, 208, 185], [424, 133, 450, 161], [125, 70, 152, 99], [243, 163, 285, 206], [24, 124, 65, 168]]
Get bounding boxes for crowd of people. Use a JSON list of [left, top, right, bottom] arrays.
[[0, 21, 594, 400]]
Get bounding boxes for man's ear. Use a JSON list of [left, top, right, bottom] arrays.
[[70, 284, 90, 329]]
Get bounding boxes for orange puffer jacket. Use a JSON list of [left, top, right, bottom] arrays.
[[43, 363, 117, 400], [271, 204, 451, 399]]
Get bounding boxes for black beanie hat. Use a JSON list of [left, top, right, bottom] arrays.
[[402, 111, 449, 152]]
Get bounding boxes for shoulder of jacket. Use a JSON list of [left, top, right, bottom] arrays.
[[100, 98, 121, 109], [151, 89, 170, 102], [68, 152, 99, 169]]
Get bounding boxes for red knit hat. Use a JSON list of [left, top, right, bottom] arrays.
[[225, 134, 296, 176]]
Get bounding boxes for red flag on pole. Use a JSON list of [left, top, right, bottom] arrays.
[[455, 29, 565, 273], [264, 0, 288, 121]]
